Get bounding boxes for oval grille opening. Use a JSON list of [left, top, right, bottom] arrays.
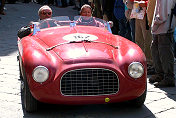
[[61, 68, 119, 96]]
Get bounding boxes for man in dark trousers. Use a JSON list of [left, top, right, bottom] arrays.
[[102, 0, 119, 35]]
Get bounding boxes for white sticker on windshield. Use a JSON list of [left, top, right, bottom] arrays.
[[63, 33, 98, 41]]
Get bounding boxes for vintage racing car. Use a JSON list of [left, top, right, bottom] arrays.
[[17, 16, 147, 112]]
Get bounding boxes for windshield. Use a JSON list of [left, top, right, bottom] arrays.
[[36, 16, 111, 30]]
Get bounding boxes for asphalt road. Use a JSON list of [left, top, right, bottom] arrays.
[[0, 2, 176, 118]]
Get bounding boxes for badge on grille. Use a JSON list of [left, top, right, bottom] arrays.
[[105, 97, 110, 103]]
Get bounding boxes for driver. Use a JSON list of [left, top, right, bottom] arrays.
[[17, 5, 53, 39], [38, 5, 52, 20]]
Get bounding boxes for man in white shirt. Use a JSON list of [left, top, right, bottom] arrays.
[[149, 0, 176, 87]]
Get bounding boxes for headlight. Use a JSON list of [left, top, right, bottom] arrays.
[[128, 62, 144, 79], [32, 66, 49, 83]]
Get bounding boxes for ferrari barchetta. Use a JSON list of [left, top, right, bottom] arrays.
[[17, 16, 147, 112]]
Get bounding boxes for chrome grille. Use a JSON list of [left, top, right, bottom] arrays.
[[61, 68, 119, 96]]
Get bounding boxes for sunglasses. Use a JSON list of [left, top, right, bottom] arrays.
[[42, 12, 52, 15]]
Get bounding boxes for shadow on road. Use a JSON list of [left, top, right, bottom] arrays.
[[21, 100, 156, 118], [159, 66, 176, 102], [160, 86, 176, 101], [0, 38, 18, 56]]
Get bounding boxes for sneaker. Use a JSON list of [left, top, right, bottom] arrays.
[[149, 75, 163, 83], [147, 68, 155, 75], [154, 79, 175, 88]]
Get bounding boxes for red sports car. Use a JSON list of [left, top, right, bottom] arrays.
[[18, 16, 147, 112]]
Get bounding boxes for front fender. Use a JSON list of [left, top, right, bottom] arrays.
[[18, 37, 57, 90]]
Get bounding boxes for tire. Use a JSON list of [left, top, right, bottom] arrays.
[[19, 62, 23, 80], [18, 54, 23, 80], [129, 89, 147, 107], [22, 68, 38, 112]]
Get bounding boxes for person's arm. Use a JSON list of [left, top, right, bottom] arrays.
[[146, 0, 156, 27], [124, 0, 134, 9], [151, 0, 169, 33], [153, 0, 168, 25]]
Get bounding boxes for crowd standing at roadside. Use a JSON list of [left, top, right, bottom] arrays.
[[1, 0, 176, 88]]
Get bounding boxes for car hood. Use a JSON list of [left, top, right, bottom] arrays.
[[35, 26, 124, 62]]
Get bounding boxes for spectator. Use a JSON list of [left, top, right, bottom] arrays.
[[102, 0, 118, 35], [0, 0, 5, 15], [131, 0, 153, 73], [149, 0, 176, 87], [102, 0, 115, 21], [114, 0, 132, 40], [55, 0, 62, 7], [68, 0, 75, 6], [0, 0, 1, 19], [145, 0, 156, 75], [89, 0, 103, 19], [43, 0, 49, 5], [61, 0, 68, 7], [36, 0, 44, 4], [72, 0, 80, 10], [146, 0, 156, 28], [123, 0, 135, 42], [174, 28, 176, 58], [79, 0, 89, 8]]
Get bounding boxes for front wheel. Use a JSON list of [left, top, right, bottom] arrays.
[[128, 89, 147, 107], [22, 72, 38, 112]]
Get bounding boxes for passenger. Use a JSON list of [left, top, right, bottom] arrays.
[[17, 5, 53, 39], [0, 0, 6, 15], [76, 4, 104, 27]]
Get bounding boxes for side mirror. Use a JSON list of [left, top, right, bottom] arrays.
[[17, 26, 31, 39]]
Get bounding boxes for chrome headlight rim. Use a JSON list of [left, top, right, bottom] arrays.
[[32, 65, 49, 83], [128, 62, 144, 79]]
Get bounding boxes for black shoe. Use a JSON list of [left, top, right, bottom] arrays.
[[149, 75, 163, 83], [147, 65, 155, 75], [147, 68, 155, 75], [154, 79, 175, 88]]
